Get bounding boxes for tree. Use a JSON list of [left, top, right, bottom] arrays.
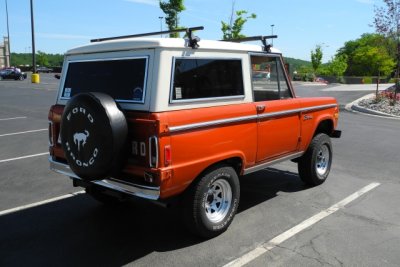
[[374, 0, 400, 100], [221, 0, 256, 40], [159, 0, 185, 37], [37, 51, 49, 67], [328, 54, 348, 78], [353, 46, 395, 76], [311, 45, 323, 74], [336, 33, 395, 76]]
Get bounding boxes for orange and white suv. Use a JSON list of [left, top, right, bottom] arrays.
[[48, 27, 341, 238]]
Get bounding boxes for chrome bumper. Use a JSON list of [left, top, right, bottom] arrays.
[[49, 157, 160, 200]]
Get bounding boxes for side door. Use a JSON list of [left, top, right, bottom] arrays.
[[251, 54, 301, 162]]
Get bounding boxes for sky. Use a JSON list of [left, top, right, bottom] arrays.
[[0, 0, 380, 62]]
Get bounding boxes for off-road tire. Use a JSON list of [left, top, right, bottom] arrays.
[[183, 165, 240, 238], [298, 133, 332, 186]]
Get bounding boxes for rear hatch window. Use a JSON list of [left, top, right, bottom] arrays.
[[61, 57, 148, 103]]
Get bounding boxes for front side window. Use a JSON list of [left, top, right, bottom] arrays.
[[171, 58, 244, 102], [61, 57, 148, 103], [251, 55, 292, 101]]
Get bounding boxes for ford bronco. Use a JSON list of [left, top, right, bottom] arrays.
[[48, 27, 341, 238]]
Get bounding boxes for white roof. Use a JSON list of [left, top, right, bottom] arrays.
[[66, 38, 281, 55]]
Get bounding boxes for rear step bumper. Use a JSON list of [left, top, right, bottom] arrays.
[[49, 157, 160, 200]]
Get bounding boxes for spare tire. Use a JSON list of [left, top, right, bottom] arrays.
[[60, 93, 128, 180]]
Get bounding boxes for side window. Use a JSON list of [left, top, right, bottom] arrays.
[[171, 58, 244, 102], [251, 55, 292, 102]]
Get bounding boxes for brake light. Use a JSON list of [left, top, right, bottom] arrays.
[[149, 136, 158, 168], [164, 145, 171, 166], [48, 122, 54, 146]]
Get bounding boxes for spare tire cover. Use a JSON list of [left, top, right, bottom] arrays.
[[61, 92, 128, 180]]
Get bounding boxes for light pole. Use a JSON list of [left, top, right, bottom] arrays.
[[30, 0, 36, 74], [158, 16, 163, 37], [5, 0, 11, 67], [270, 24, 275, 46]]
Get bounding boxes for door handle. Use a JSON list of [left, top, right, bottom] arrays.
[[256, 105, 266, 112]]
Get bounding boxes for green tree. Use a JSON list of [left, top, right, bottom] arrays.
[[337, 33, 395, 76], [311, 45, 323, 74], [221, 9, 256, 40], [353, 46, 395, 76], [37, 51, 49, 67], [328, 54, 348, 77], [159, 0, 185, 37], [374, 0, 400, 100]]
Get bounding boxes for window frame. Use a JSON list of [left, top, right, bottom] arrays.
[[60, 56, 149, 104], [169, 57, 246, 104], [249, 52, 294, 102]]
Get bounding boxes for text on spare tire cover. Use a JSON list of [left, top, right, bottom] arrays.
[[65, 107, 99, 167]]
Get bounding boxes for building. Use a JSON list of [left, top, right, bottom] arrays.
[[0, 37, 10, 68]]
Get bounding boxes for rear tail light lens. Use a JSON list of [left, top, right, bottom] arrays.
[[48, 122, 54, 146], [164, 145, 171, 166], [149, 136, 158, 168]]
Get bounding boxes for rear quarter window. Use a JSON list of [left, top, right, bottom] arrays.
[[171, 58, 244, 102]]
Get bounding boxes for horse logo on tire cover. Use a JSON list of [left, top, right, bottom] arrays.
[[73, 130, 89, 151]]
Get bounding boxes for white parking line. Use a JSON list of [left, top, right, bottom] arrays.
[[0, 152, 49, 163], [0, 128, 47, 137], [224, 182, 381, 267], [0, 191, 85, 216], [0, 116, 27, 121]]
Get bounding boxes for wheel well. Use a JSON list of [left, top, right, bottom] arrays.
[[314, 120, 333, 137]]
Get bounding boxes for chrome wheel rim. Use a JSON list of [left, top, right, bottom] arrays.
[[205, 179, 232, 223], [316, 144, 330, 176]]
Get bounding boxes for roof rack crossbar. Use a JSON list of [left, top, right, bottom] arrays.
[[221, 35, 278, 52], [90, 26, 204, 44]]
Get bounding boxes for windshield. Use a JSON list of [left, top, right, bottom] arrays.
[[61, 57, 148, 103]]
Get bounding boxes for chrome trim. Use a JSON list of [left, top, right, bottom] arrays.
[[169, 114, 258, 133], [149, 136, 159, 168], [169, 104, 337, 133], [243, 151, 304, 175], [258, 104, 338, 120], [49, 157, 160, 200]]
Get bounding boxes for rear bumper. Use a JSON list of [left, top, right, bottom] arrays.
[[49, 157, 160, 200]]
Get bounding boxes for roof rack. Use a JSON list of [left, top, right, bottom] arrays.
[[90, 26, 204, 49], [221, 35, 278, 52]]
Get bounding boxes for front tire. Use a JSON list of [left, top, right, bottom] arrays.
[[183, 165, 240, 238], [298, 133, 332, 186]]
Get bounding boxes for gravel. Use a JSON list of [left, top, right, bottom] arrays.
[[358, 97, 400, 117]]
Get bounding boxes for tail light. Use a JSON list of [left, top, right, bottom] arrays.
[[164, 145, 171, 166], [48, 122, 54, 146], [149, 136, 158, 168]]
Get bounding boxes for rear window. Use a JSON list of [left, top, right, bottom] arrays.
[[61, 57, 148, 103], [171, 58, 244, 102]]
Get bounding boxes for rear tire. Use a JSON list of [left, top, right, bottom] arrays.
[[183, 165, 240, 238], [298, 133, 332, 186]]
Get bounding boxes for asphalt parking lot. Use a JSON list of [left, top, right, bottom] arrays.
[[1, 76, 400, 266]]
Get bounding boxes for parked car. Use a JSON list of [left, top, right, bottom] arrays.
[[37, 66, 53, 73], [315, 77, 329, 84], [48, 27, 341, 238], [0, 68, 27, 81]]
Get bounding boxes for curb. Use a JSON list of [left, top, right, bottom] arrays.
[[345, 94, 400, 119]]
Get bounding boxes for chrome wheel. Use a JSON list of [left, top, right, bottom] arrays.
[[204, 179, 232, 224], [316, 144, 330, 176]]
